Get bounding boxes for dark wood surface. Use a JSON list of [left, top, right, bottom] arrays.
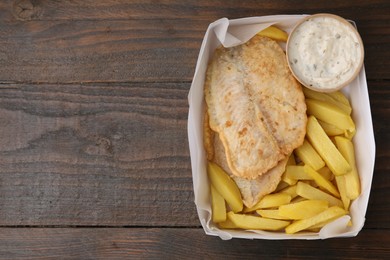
[[0, 0, 389, 258]]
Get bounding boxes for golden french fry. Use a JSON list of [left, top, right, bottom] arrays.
[[295, 139, 325, 170], [334, 136, 361, 200], [306, 116, 351, 176], [296, 181, 343, 208], [335, 175, 351, 210], [306, 99, 356, 138], [279, 200, 329, 220], [291, 196, 307, 203], [285, 165, 313, 180], [275, 181, 290, 192], [207, 162, 243, 213], [279, 184, 298, 199], [304, 165, 340, 198], [285, 206, 347, 234], [303, 88, 352, 115], [282, 170, 298, 186], [218, 218, 238, 229], [210, 185, 227, 223], [326, 91, 351, 106], [227, 211, 290, 230], [256, 209, 291, 220], [318, 167, 334, 181], [318, 119, 345, 136], [245, 193, 292, 212], [257, 26, 288, 42]]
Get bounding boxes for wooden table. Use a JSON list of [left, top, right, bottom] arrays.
[[0, 0, 389, 258]]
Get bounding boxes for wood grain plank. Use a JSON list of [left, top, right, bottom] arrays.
[[0, 228, 389, 259], [0, 82, 199, 226], [0, 1, 388, 83], [2, 0, 388, 21], [0, 19, 203, 83]]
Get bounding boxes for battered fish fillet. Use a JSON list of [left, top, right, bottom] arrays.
[[204, 35, 306, 179], [204, 109, 287, 208], [213, 131, 288, 208]]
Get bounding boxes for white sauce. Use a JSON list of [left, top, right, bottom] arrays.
[[288, 16, 363, 90]]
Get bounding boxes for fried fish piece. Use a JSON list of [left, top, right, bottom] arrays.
[[204, 35, 306, 179], [213, 131, 288, 208], [204, 109, 287, 208]]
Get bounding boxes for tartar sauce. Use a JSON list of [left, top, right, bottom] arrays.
[[287, 15, 363, 90]]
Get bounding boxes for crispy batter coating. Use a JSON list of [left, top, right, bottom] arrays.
[[204, 35, 306, 179]]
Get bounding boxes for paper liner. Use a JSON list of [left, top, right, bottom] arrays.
[[188, 15, 375, 240]]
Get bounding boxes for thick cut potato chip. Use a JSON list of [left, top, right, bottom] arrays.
[[318, 167, 334, 181], [335, 175, 351, 210], [318, 119, 345, 137], [306, 99, 356, 138], [295, 139, 325, 170], [306, 116, 351, 176], [275, 181, 290, 192], [257, 26, 288, 42], [210, 185, 227, 223], [279, 184, 298, 199], [335, 136, 361, 200], [291, 196, 307, 203], [326, 91, 351, 106], [208, 162, 243, 213], [256, 209, 291, 220], [285, 206, 347, 234], [282, 171, 298, 186], [279, 200, 329, 220], [303, 87, 352, 115], [218, 218, 238, 229], [304, 165, 340, 198], [227, 212, 290, 230], [285, 165, 313, 181], [296, 181, 343, 208], [245, 193, 292, 212]]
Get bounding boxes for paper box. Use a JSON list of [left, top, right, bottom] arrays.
[[187, 15, 375, 240]]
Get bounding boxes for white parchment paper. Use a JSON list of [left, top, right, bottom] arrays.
[[187, 15, 375, 240]]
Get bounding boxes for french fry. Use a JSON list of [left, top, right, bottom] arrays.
[[318, 167, 334, 181], [326, 91, 351, 106], [245, 193, 292, 212], [285, 206, 347, 234], [334, 136, 361, 200], [318, 119, 345, 136], [227, 212, 290, 230], [306, 116, 351, 176], [218, 218, 238, 229], [282, 171, 298, 186], [210, 185, 227, 223], [256, 209, 291, 220], [295, 139, 325, 170], [279, 184, 298, 199], [303, 87, 352, 115], [304, 165, 340, 198], [278, 200, 329, 220], [291, 196, 307, 203], [296, 181, 343, 208], [275, 181, 290, 192], [306, 99, 356, 138], [281, 154, 298, 185], [257, 26, 288, 42], [335, 175, 351, 210], [284, 165, 313, 181], [207, 162, 243, 213]]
